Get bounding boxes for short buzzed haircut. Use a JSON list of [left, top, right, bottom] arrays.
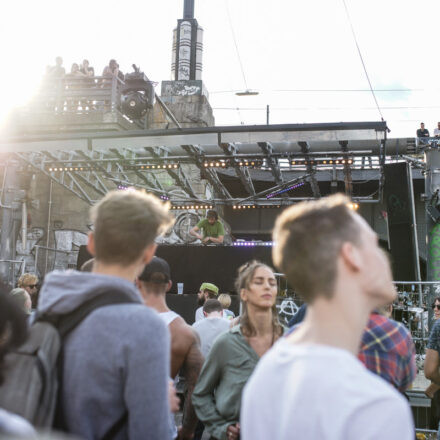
[[90, 190, 174, 265], [203, 299, 223, 314], [272, 194, 361, 302]]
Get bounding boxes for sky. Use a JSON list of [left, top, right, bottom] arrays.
[[1, 0, 440, 137]]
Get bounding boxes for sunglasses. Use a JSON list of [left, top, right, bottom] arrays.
[[432, 304, 440, 310], [27, 284, 38, 289]]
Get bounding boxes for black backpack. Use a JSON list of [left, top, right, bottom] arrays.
[[0, 287, 137, 436]]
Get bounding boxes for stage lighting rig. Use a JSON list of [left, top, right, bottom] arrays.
[[121, 65, 155, 120]]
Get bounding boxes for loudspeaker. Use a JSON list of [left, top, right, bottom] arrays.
[[384, 162, 418, 281]]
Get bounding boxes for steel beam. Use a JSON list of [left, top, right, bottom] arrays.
[[298, 141, 321, 198], [258, 142, 284, 185], [15, 152, 93, 204], [145, 146, 197, 198], [220, 143, 255, 196], [339, 141, 353, 198], [181, 144, 231, 199]]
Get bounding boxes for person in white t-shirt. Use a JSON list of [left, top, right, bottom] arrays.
[[241, 194, 414, 440]]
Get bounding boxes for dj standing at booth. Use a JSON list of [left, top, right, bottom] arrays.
[[190, 210, 225, 244]]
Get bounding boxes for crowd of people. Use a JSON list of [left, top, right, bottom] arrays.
[[417, 121, 440, 140], [45, 56, 123, 82], [1, 189, 440, 439]]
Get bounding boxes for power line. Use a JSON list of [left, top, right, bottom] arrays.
[[342, 0, 384, 120], [210, 88, 423, 94], [212, 105, 440, 111], [224, 0, 249, 91]]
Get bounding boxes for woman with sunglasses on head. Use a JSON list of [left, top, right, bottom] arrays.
[[192, 261, 283, 440]]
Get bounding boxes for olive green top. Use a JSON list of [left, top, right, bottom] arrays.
[[192, 325, 259, 440], [196, 218, 225, 239]]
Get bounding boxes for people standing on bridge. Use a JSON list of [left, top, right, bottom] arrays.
[[241, 194, 414, 440], [192, 261, 283, 440], [137, 256, 204, 440], [48, 56, 65, 78], [417, 122, 430, 143], [190, 210, 225, 245]]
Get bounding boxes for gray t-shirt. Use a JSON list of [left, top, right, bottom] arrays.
[[192, 317, 230, 357]]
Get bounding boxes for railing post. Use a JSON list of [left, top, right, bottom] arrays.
[[111, 76, 117, 112]]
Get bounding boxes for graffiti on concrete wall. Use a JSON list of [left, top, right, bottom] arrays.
[[52, 230, 88, 271], [15, 228, 87, 277]]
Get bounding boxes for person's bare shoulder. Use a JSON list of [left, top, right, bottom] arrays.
[[170, 316, 199, 349]]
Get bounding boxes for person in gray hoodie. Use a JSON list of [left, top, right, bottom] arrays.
[[37, 189, 175, 440]]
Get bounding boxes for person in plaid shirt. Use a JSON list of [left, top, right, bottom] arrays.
[[358, 306, 416, 392]]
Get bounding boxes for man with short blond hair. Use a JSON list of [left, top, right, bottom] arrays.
[[37, 190, 175, 440], [241, 194, 414, 440]]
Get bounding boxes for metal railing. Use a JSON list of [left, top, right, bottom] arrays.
[[33, 245, 77, 275], [28, 75, 125, 114], [0, 259, 25, 287]]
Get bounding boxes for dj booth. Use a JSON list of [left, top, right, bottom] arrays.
[[77, 244, 274, 324], [155, 245, 273, 294]]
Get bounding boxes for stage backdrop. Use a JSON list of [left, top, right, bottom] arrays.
[[156, 245, 273, 294], [77, 244, 273, 295]]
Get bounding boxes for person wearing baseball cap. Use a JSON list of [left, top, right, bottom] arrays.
[[195, 282, 219, 322], [137, 256, 203, 440]]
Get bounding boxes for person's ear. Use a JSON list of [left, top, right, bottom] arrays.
[[240, 288, 247, 302], [87, 232, 96, 256], [167, 280, 173, 293], [340, 242, 362, 272], [203, 311, 208, 317]]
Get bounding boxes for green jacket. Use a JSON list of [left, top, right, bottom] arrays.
[[192, 325, 259, 440]]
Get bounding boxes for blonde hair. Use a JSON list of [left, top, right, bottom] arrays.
[[218, 293, 231, 309], [235, 260, 283, 338], [272, 194, 361, 302], [17, 273, 38, 288], [90, 190, 174, 265]]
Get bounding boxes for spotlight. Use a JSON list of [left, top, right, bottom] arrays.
[[120, 65, 154, 120]]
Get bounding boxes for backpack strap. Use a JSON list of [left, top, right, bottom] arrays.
[[35, 287, 138, 439], [36, 287, 138, 338]]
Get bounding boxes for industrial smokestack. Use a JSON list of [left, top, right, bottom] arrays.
[[183, 0, 194, 19]]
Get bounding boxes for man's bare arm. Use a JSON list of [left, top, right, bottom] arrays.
[[190, 226, 203, 240], [207, 235, 224, 244], [179, 331, 204, 440]]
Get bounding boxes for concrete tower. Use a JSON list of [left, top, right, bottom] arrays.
[[171, 0, 203, 81], [154, 0, 214, 129]]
